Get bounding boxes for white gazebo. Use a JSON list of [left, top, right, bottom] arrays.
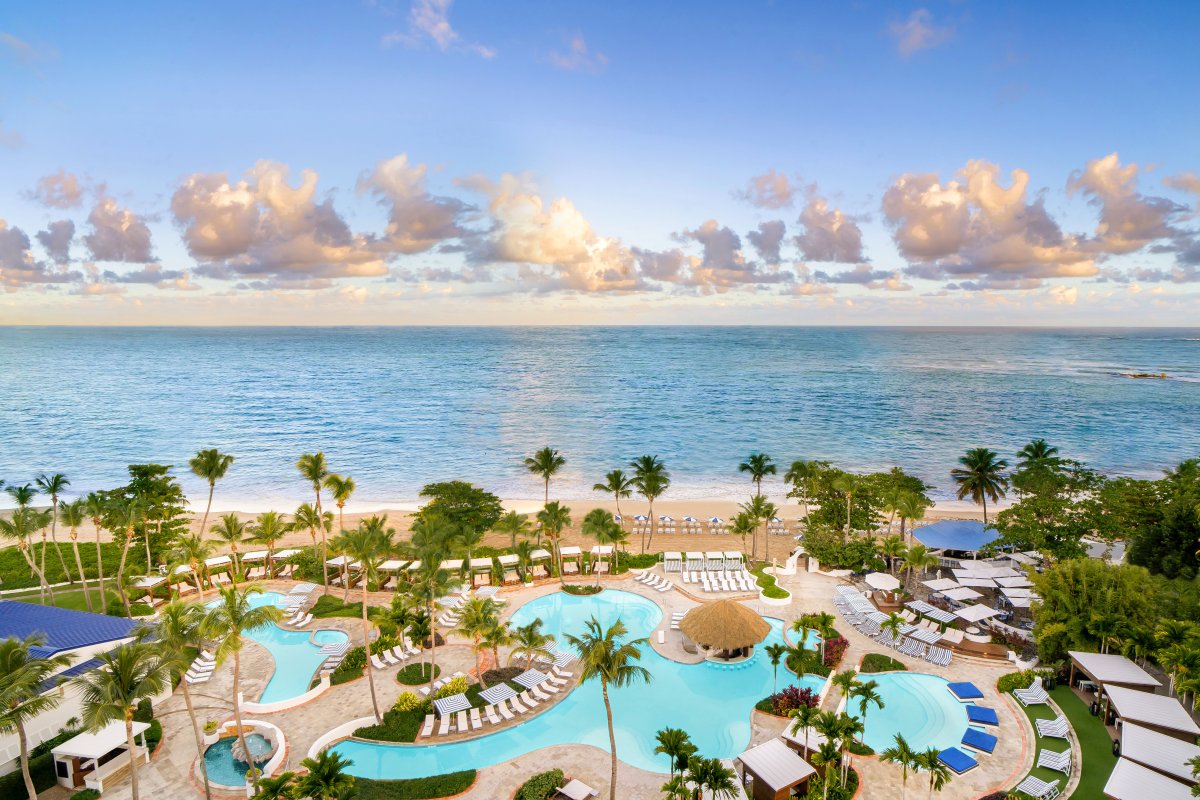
[[529, 549, 552, 578], [468, 557, 494, 587], [497, 553, 521, 584], [865, 572, 901, 592], [52, 721, 150, 793], [736, 737, 816, 799], [559, 545, 583, 576], [705, 551, 725, 571], [663, 552, 683, 573], [723, 551, 744, 571]]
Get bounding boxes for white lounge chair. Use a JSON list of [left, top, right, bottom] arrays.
[[437, 715, 451, 736], [184, 672, 210, 685], [508, 696, 528, 714], [1035, 716, 1070, 739], [485, 705, 501, 725], [421, 714, 435, 737], [469, 708, 483, 730], [369, 654, 389, 670], [1037, 748, 1071, 775], [456, 711, 469, 732], [498, 701, 514, 720], [531, 685, 552, 701], [519, 690, 540, 707], [1015, 776, 1060, 799], [542, 681, 561, 694]]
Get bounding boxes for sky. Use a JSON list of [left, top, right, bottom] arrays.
[[1, 1, 1199, 325]]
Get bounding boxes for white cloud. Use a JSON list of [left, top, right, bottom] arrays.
[[383, 0, 495, 58], [794, 195, 865, 263], [548, 34, 608, 72], [1067, 152, 1186, 254], [84, 197, 154, 263], [888, 8, 954, 58], [29, 170, 84, 208], [735, 170, 796, 209]]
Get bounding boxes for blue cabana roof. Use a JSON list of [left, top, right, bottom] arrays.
[[913, 519, 999, 552], [0, 601, 139, 656]]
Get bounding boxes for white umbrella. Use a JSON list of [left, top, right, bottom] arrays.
[[942, 586, 984, 602], [683, 515, 698, 522], [708, 517, 724, 524], [633, 514, 649, 521], [659, 515, 675, 522], [954, 604, 1000, 623], [864, 572, 901, 592]]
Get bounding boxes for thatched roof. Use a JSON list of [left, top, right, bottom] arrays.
[[679, 600, 771, 650]]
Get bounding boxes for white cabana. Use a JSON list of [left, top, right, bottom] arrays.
[[736, 738, 816, 796], [405, 560, 423, 572], [327, 555, 358, 567], [497, 554, 520, 583], [1007, 597, 1035, 608], [529, 549, 552, 561], [53, 721, 150, 761], [131, 575, 166, 590], [705, 551, 725, 571], [590, 545, 613, 556], [1070, 651, 1161, 689], [723, 551, 744, 570], [995, 576, 1033, 588], [439, 558, 461, 571], [923, 578, 960, 592], [560, 545, 582, 557], [685, 551, 704, 572], [528, 549, 552, 578], [379, 559, 408, 572], [663, 552, 683, 573], [241, 550, 267, 562], [865, 572, 901, 591], [953, 604, 1000, 623], [204, 555, 231, 568], [955, 577, 998, 588], [274, 548, 301, 560], [1104, 757, 1193, 799], [942, 586, 984, 602], [1104, 686, 1199, 738], [52, 721, 150, 792], [1120, 723, 1200, 785]]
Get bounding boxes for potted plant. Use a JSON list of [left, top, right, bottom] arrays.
[[244, 767, 262, 798], [203, 720, 219, 746]]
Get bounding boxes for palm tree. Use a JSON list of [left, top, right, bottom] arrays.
[[494, 510, 531, 549], [832, 713, 863, 784], [84, 492, 109, 601], [788, 704, 820, 760], [296, 452, 331, 590], [1, 509, 56, 604], [189, 448, 235, 537], [250, 511, 290, 577], [851, 680, 884, 743], [294, 749, 356, 800], [950, 447, 1009, 524], [200, 584, 283, 791], [630, 455, 670, 553], [210, 513, 248, 584], [324, 473, 356, 537], [294, 501, 333, 569], [339, 515, 396, 722], [480, 620, 513, 678], [513, 539, 536, 581], [536, 501, 572, 584], [654, 727, 694, 780], [454, 597, 500, 683], [879, 733, 917, 800], [738, 453, 776, 497], [5, 482, 36, 509], [0, 634, 74, 800], [172, 533, 213, 599], [811, 740, 842, 800], [913, 747, 952, 799], [525, 447, 566, 506], [110, 498, 142, 615], [509, 618, 556, 669], [730, 512, 756, 558], [660, 774, 690, 800], [878, 534, 906, 577], [832, 472, 866, 537], [407, 516, 457, 692], [566, 617, 652, 800], [894, 492, 926, 543], [685, 756, 737, 800], [253, 771, 296, 799], [1017, 438, 1061, 471], [900, 544, 939, 594], [59, 499, 93, 610], [593, 469, 634, 520], [35, 473, 72, 582], [76, 639, 171, 800], [152, 601, 213, 800], [881, 612, 905, 643], [739, 494, 777, 561], [784, 459, 827, 525], [582, 507, 622, 585], [764, 643, 788, 695], [831, 669, 859, 705]]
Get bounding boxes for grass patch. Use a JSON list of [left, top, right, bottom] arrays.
[[355, 772, 476, 799], [847, 739, 874, 756], [1008, 684, 1116, 798], [8, 585, 111, 613], [749, 564, 790, 599], [0, 542, 134, 590], [354, 707, 426, 743], [397, 662, 441, 686], [311, 594, 364, 618], [860, 653, 907, 673]]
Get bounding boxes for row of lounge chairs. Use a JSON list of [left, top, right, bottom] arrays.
[[684, 570, 756, 593], [283, 609, 313, 628], [420, 666, 575, 737], [634, 572, 674, 593], [184, 650, 216, 685], [833, 587, 955, 668], [369, 638, 422, 670], [669, 611, 685, 630]]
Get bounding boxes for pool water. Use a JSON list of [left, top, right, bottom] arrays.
[[332, 590, 826, 779], [205, 591, 349, 704], [843, 672, 969, 752], [204, 734, 270, 786]]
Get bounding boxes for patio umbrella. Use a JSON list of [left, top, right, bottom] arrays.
[[708, 517, 724, 524], [683, 515, 698, 522], [633, 514, 649, 521], [864, 572, 901, 592], [941, 586, 984, 602], [659, 515, 675, 522]]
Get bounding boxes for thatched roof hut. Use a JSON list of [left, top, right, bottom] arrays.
[[680, 600, 771, 653]]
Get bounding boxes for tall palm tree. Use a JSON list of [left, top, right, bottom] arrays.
[[189, 448, 235, 537], [914, 748, 952, 799], [630, 455, 670, 553], [210, 512, 248, 584], [784, 459, 828, 525], [297, 452, 331, 590], [0, 634, 74, 800], [764, 643, 788, 695], [581, 508, 622, 585], [493, 510, 531, 549], [851, 680, 884, 743], [1, 509, 56, 605], [831, 669, 859, 706], [454, 597, 500, 682], [536, 501, 572, 584], [84, 492, 109, 601], [593, 469, 634, 519], [152, 601, 213, 800], [788, 705, 820, 760], [738, 453, 776, 497], [900, 544, 939, 594], [110, 499, 142, 616], [513, 539, 536, 581], [730, 512, 756, 558], [832, 472, 866, 538], [509, 618, 556, 669], [878, 534, 906, 577], [59, 499, 93, 610], [480, 619, 513, 679], [323, 473, 356, 537], [739, 494, 777, 561], [171, 533, 213, 599], [5, 483, 36, 509], [339, 515, 396, 722], [250, 511, 290, 577], [294, 501, 333, 571], [1017, 438, 1061, 471], [525, 447, 566, 506], [76, 639, 171, 800], [653, 727, 694, 780], [565, 617, 652, 800], [407, 515, 457, 692], [200, 585, 283, 791], [880, 733, 918, 800], [294, 750, 356, 800], [35, 473, 72, 581], [950, 447, 1009, 524], [894, 492, 926, 543]]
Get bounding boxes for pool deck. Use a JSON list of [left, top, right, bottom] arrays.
[[91, 569, 1041, 800]]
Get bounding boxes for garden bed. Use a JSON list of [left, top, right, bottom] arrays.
[[397, 663, 441, 686], [355, 771, 476, 799]]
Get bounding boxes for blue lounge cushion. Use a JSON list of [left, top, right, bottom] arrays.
[[966, 705, 999, 726], [947, 681, 984, 700], [937, 746, 979, 774], [962, 727, 998, 754]]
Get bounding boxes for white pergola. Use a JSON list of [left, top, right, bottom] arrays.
[[953, 604, 999, 623]]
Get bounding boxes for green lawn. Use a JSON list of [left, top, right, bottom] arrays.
[[1010, 684, 1117, 799], [7, 585, 110, 612]]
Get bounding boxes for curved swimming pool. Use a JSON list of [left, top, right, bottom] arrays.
[[843, 672, 969, 752], [332, 590, 825, 778]]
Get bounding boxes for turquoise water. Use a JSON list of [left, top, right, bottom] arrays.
[[2, 327, 1197, 508], [204, 591, 349, 704], [844, 672, 969, 752], [203, 734, 270, 786], [332, 590, 825, 778]]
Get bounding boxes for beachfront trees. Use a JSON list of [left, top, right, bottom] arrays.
[[295, 750, 356, 800], [0, 633, 74, 800], [296, 452, 331, 590], [593, 469, 634, 520], [4, 483, 35, 509], [171, 533, 213, 599], [582, 508, 623, 583], [951, 447, 1009, 524], [631, 455, 670, 553], [153, 601, 213, 800], [407, 514, 457, 693], [899, 544, 938, 593], [35, 473, 72, 583], [785, 459, 829, 526], [525, 447, 566, 506], [454, 597, 500, 683], [250, 511, 290, 576], [730, 512, 756, 557], [59, 499, 93, 610], [832, 472, 866, 537], [417, 482, 504, 553], [738, 453, 776, 498], [1017, 438, 1062, 471], [993, 454, 1104, 560], [108, 499, 141, 615], [510, 618, 556, 669], [0, 509, 55, 604], [536, 501, 572, 584], [189, 448, 234, 537], [1112, 459, 1200, 579], [566, 617, 652, 800], [740, 494, 777, 561], [340, 515, 396, 723], [201, 585, 283, 792], [894, 492, 926, 542], [84, 492, 109, 600], [210, 513, 248, 583], [119, 464, 189, 571], [324, 473, 355, 537], [880, 733, 918, 800], [1030, 558, 1158, 661], [878, 535, 905, 576], [76, 639, 171, 800], [294, 502, 333, 576], [494, 510, 532, 549]]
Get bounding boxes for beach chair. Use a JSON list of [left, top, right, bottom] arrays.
[[421, 714, 435, 737], [1014, 776, 1060, 799], [657, 581, 672, 593], [1037, 748, 1071, 775], [936, 747, 978, 774], [497, 700, 514, 720], [519, 690, 540, 707], [185, 672, 211, 685], [542, 681, 561, 694], [532, 684, 552, 701], [1015, 678, 1049, 706], [437, 715, 451, 736], [469, 708, 483, 730], [508, 696, 528, 714], [1035, 716, 1069, 739], [370, 654, 389, 670], [456, 711, 469, 732], [485, 704, 501, 725], [386, 646, 407, 664]]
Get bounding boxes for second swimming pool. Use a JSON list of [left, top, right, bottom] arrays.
[[332, 589, 826, 778], [843, 671, 969, 753]]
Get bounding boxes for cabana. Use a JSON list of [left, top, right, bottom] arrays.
[[559, 546, 583, 576], [1102, 685, 1200, 742], [942, 586, 983, 602], [204, 555, 233, 585], [923, 578, 960, 592], [1118, 723, 1200, 786], [723, 551, 744, 571], [52, 720, 150, 793], [685, 552, 704, 572], [680, 600, 771, 661], [1069, 651, 1161, 695], [169, 564, 197, 595], [953, 604, 999, 624], [376, 559, 407, 590], [663, 552, 683, 573], [736, 738, 816, 800], [913, 520, 999, 554], [497, 553, 521, 584], [589, 545, 613, 574], [705, 551, 725, 571], [241, 550, 268, 579], [865, 572, 901, 592], [468, 557, 494, 587], [273, 548, 302, 577], [529, 549, 552, 578], [439, 558, 462, 574], [131, 575, 167, 605], [1105, 757, 1194, 799]]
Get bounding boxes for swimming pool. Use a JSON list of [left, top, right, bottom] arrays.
[[205, 591, 349, 704], [203, 734, 270, 786], [331, 590, 825, 778], [843, 672, 969, 753]]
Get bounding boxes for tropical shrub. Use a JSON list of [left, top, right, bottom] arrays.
[[355, 708, 425, 743], [70, 790, 102, 800], [285, 548, 321, 582], [859, 653, 906, 673], [769, 685, 819, 716], [515, 769, 566, 800], [997, 670, 1043, 694], [355, 771, 477, 799], [561, 584, 602, 596], [369, 634, 400, 656], [394, 691, 425, 712], [435, 676, 469, 699], [822, 636, 849, 669], [332, 646, 367, 685]]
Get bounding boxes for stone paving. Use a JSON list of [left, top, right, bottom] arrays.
[[86, 569, 1048, 800]]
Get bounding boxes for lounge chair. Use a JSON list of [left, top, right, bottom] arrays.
[[965, 705, 999, 726], [948, 682, 984, 702], [542, 681, 561, 694], [1035, 716, 1070, 739], [961, 728, 997, 754], [936, 747, 978, 774], [485, 705, 501, 725], [508, 696, 528, 714], [437, 715, 451, 736], [370, 654, 389, 670], [498, 701, 514, 720], [469, 708, 483, 730], [1037, 748, 1071, 775], [552, 666, 573, 679], [1014, 776, 1060, 799], [519, 690, 540, 707], [456, 710, 469, 732], [387, 646, 408, 663], [421, 714, 435, 737], [532, 685, 552, 701], [1016, 679, 1050, 706], [184, 672, 211, 685], [555, 778, 599, 799]]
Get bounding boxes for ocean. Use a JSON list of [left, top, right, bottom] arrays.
[[0, 327, 1196, 510]]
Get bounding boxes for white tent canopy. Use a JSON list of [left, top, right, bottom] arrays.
[[955, 577, 998, 588], [529, 549, 552, 561], [737, 738, 816, 792], [468, 557, 493, 570], [954, 604, 999, 623], [995, 576, 1033, 588], [865, 572, 901, 591], [1104, 757, 1193, 800], [497, 554, 519, 566], [1105, 685, 1199, 735], [942, 586, 983, 601], [1120, 723, 1200, 783], [53, 721, 150, 760], [379, 559, 407, 571], [275, 548, 301, 559], [241, 550, 267, 562], [1071, 651, 1161, 688], [923, 578, 960, 591], [204, 555, 231, 567], [559, 546, 582, 557], [131, 575, 165, 589]]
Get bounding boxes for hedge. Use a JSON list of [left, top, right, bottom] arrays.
[[561, 584, 602, 596], [355, 771, 476, 799], [397, 662, 440, 686], [354, 707, 426, 743], [515, 768, 566, 800], [0, 751, 57, 797], [997, 669, 1043, 694], [332, 646, 367, 685], [859, 653, 907, 673]]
